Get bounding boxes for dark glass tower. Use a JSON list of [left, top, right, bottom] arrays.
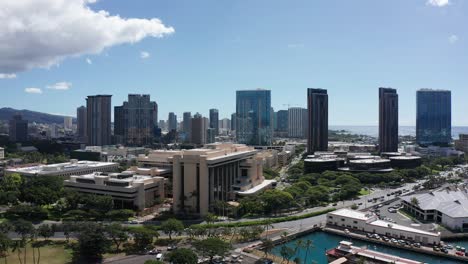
[[379, 88, 399, 153], [416, 89, 452, 146], [236, 89, 272, 146], [9, 114, 28, 142], [76, 106, 87, 142], [276, 110, 288, 132], [168, 112, 177, 132], [307, 88, 328, 154], [86, 95, 112, 146], [209, 109, 219, 136]]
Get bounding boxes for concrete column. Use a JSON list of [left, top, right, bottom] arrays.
[[199, 158, 209, 216]]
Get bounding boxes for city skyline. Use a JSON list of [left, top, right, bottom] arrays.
[[1, 0, 467, 126]]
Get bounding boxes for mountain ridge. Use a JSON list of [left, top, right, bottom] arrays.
[[0, 107, 75, 124]]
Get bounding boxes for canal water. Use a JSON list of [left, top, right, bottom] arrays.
[[271, 232, 468, 264]]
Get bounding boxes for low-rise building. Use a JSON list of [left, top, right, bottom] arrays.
[[5, 160, 118, 177], [327, 209, 440, 245], [401, 186, 468, 232], [64, 171, 164, 210], [455, 134, 468, 153], [257, 149, 279, 169]]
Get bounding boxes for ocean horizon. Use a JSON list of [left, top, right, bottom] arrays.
[[329, 125, 468, 139]]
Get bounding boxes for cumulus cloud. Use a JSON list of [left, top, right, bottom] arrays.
[[449, 35, 458, 44], [0, 0, 175, 74], [47, 82, 72, 90], [427, 0, 450, 7], [86, 58, 93, 64], [0, 73, 16, 79], [140, 51, 150, 59], [25, 88, 43, 94]]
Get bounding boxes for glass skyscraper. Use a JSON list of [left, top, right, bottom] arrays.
[[416, 89, 451, 146], [236, 89, 272, 146]]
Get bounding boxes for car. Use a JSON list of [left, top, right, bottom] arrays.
[[433, 247, 440, 252], [366, 233, 372, 238], [167, 245, 177, 251], [446, 244, 454, 250], [456, 251, 464, 256], [413, 243, 421, 248], [156, 253, 163, 261], [332, 203, 337, 206], [387, 193, 391, 197], [441, 248, 449, 254], [368, 199, 373, 202], [358, 203, 363, 206], [255, 258, 274, 264]]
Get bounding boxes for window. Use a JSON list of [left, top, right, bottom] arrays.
[[341, 218, 345, 221], [353, 221, 358, 224]]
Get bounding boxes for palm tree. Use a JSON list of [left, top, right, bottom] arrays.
[[263, 219, 274, 239], [411, 197, 420, 207], [261, 239, 275, 258], [303, 239, 314, 264]]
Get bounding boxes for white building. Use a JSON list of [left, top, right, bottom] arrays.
[[288, 107, 307, 138], [64, 116, 73, 130], [64, 172, 164, 210], [327, 209, 440, 245], [5, 160, 118, 177], [401, 186, 468, 232]]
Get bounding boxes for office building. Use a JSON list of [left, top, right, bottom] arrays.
[[231, 113, 236, 131], [288, 107, 307, 138], [416, 89, 452, 146], [158, 120, 167, 131], [5, 160, 118, 177], [455, 134, 468, 153], [0, 147, 4, 160], [168, 112, 177, 132], [401, 186, 468, 232], [307, 88, 328, 153], [327, 209, 440, 245], [77, 106, 87, 141], [86, 95, 112, 146], [64, 172, 165, 210], [191, 113, 205, 145], [114, 94, 157, 146], [63, 116, 73, 130], [276, 110, 288, 132], [379, 88, 399, 153], [236, 89, 272, 146], [220, 118, 231, 133], [182, 112, 192, 141], [9, 114, 28, 142], [209, 109, 219, 136], [206, 128, 216, 144]]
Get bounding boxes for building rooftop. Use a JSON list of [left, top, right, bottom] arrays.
[[237, 179, 276, 195], [401, 186, 468, 218], [330, 208, 375, 221], [349, 158, 390, 164], [6, 160, 117, 175], [370, 220, 439, 237]]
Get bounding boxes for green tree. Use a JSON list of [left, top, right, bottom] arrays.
[[131, 229, 155, 252], [0, 233, 12, 264], [13, 219, 34, 264], [260, 189, 294, 215], [37, 224, 54, 241], [161, 218, 184, 240], [144, 261, 164, 264], [261, 239, 275, 258], [193, 237, 231, 262], [106, 223, 128, 252], [73, 223, 111, 263], [279, 245, 295, 264], [5, 204, 49, 222], [166, 248, 198, 264], [411, 197, 420, 207]]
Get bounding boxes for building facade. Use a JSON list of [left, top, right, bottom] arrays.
[[236, 89, 272, 146], [288, 107, 307, 138], [276, 110, 288, 133], [182, 112, 192, 141], [209, 109, 219, 136], [307, 88, 328, 154], [416, 89, 451, 146], [455, 134, 468, 153], [191, 113, 205, 145], [77, 106, 87, 141], [379, 88, 399, 153], [5, 160, 118, 177], [9, 114, 28, 142], [86, 95, 112, 146], [168, 112, 177, 132], [114, 94, 157, 146]]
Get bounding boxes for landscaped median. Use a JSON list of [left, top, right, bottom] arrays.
[[191, 208, 336, 229]]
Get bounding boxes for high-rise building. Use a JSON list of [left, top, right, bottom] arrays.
[[276, 110, 288, 132], [168, 112, 177, 132], [231, 113, 236, 131], [191, 113, 205, 145], [113, 105, 125, 143], [416, 89, 452, 146], [9, 114, 28, 142], [158, 120, 167, 131], [206, 128, 216, 144], [379, 88, 399, 153], [288, 107, 307, 138], [220, 118, 231, 131], [64, 116, 73, 130], [183, 112, 192, 142], [307, 88, 328, 154], [209, 109, 219, 136], [86, 95, 112, 146], [236, 89, 272, 146], [114, 94, 158, 146], [77, 106, 87, 141]]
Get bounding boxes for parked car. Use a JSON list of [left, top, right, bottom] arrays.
[[456, 251, 464, 256]]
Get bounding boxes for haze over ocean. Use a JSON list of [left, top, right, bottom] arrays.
[[330, 126, 468, 139]]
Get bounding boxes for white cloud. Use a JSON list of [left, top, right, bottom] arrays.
[[449, 34, 458, 44], [0, 73, 16, 79], [47, 81, 72, 90], [86, 58, 92, 64], [140, 51, 150, 59], [25, 87, 43, 94], [427, 0, 450, 7], [0, 0, 174, 74]]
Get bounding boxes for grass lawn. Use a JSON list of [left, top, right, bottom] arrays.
[[6, 242, 72, 264], [359, 189, 371, 196]]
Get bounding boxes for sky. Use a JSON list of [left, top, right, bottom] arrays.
[[0, 0, 467, 126]]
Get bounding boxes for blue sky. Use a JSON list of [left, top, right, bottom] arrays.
[[1, 0, 467, 125]]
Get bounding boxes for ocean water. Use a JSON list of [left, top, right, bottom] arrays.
[[330, 126, 468, 139]]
